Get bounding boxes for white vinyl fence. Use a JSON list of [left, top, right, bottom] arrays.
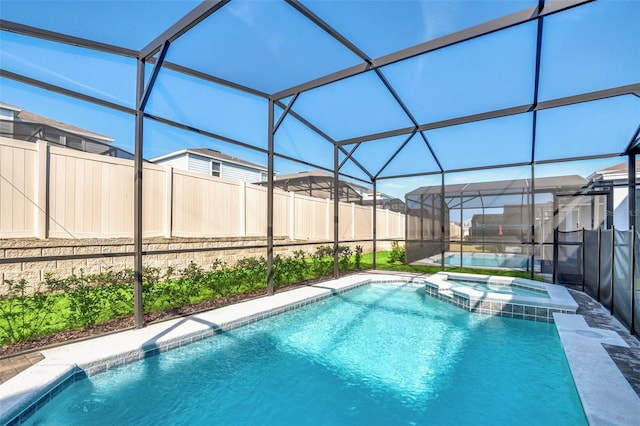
[[0, 137, 405, 241]]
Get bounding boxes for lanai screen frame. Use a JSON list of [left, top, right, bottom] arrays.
[[1, 0, 639, 328]]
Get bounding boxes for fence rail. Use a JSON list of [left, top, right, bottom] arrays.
[[0, 137, 405, 241]]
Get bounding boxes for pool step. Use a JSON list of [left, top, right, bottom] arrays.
[[439, 289, 454, 299]]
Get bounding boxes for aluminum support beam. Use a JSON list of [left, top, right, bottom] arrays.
[[338, 143, 361, 171], [140, 0, 230, 60], [372, 179, 377, 270], [459, 191, 464, 267], [273, 93, 299, 133], [536, 83, 640, 110], [285, 0, 372, 63], [279, 106, 373, 179], [530, 0, 545, 164], [286, 0, 437, 180], [271, 99, 373, 179], [632, 226, 637, 335], [374, 0, 589, 70], [419, 132, 444, 173], [530, 164, 536, 280], [336, 147, 373, 180], [529, 1, 545, 279], [338, 105, 531, 147], [0, 19, 138, 57], [624, 123, 640, 154], [143, 113, 269, 155], [374, 130, 417, 179], [273, 151, 371, 185], [337, 83, 640, 147], [373, 68, 445, 173], [334, 145, 340, 278], [629, 154, 636, 231], [160, 60, 271, 99], [267, 100, 275, 295], [552, 196, 559, 284], [273, 0, 594, 99], [627, 160, 636, 328], [440, 173, 446, 270], [375, 152, 621, 181], [139, 41, 170, 111], [133, 60, 145, 328], [0, 69, 136, 115], [338, 125, 417, 148]]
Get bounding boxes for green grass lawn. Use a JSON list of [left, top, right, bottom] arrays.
[[0, 250, 540, 346]]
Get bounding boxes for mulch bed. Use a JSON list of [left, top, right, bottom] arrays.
[[0, 278, 330, 358]]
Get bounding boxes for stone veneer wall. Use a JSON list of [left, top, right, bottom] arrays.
[[0, 237, 395, 292]]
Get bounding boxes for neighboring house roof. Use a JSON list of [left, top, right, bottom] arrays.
[[274, 170, 330, 180], [0, 102, 21, 113], [273, 170, 400, 204], [408, 175, 588, 196], [275, 170, 362, 189], [588, 160, 639, 182], [271, 170, 363, 201], [151, 148, 268, 171], [0, 101, 114, 143]]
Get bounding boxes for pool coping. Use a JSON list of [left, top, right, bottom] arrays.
[[1, 271, 637, 425], [554, 313, 640, 425]]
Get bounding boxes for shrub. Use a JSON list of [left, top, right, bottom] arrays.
[[234, 256, 267, 291], [337, 246, 353, 271], [94, 267, 134, 318], [311, 245, 334, 276], [273, 251, 313, 287], [203, 259, 232, 298], [389, 241, 405, 264], [0, 279, 56, 343], [291, 250, 308, 282], [354, 245, 363, 269], [158, 262, 205, 308], [45, 270, 109, 329], [143, 266, 173, 312]]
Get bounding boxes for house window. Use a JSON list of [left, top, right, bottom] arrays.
[[260, 171, 268, 182], [66, 136, 84, 150], [0, 119, 12, 137], [211, 161, 221, 177], [43, 129, 62, 144]]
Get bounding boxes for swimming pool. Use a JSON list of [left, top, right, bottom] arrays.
[[435, 252, 530, 269], [21, 281, 586, 425]]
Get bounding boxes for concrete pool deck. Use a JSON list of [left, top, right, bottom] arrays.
[[1, 271, 639, 425]]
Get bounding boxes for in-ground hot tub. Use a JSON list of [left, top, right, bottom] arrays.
[[423, 272, 578, 321]]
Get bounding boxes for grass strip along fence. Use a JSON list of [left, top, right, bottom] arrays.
[[0, 244, 537, 347]]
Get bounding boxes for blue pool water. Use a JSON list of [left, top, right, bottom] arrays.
[[445, 253, 529, 269], [24, 283, 585, 425], [448, 279, 549, 298]]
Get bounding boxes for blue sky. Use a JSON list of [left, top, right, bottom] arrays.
[[0, 0, 639, 199]]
